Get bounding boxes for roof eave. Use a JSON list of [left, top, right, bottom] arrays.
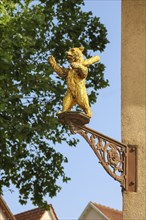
[[0, 196, 16, 220]]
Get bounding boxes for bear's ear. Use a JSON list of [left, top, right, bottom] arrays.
[[79, 46, 84, 52]]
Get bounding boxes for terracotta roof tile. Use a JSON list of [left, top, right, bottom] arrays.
[[14, 208, 45, 220], [92, 203, 123, 220]]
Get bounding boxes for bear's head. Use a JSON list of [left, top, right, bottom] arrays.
[[66, 46, 84, 63]]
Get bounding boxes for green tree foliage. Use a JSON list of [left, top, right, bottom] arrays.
[[0, 0, 109, 208]]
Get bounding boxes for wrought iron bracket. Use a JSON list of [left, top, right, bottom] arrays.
[[58, 111, 137, 192]]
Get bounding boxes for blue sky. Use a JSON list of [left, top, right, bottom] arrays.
[[4, 1, 122, 219]]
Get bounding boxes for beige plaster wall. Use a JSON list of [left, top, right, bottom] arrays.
[[78, 206, 107, 220], [41, 209, 57, 220], [41, 211, 52, 220], [121, 0, 146, 219]]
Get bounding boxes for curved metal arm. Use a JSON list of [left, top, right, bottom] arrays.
[[58, 111, 136, 192], [71, 123, 127, 189]]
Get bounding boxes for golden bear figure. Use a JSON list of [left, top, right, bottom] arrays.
[[48, 46, 100, 118]]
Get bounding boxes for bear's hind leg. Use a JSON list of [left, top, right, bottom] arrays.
[[62, 92, 76, 112], [82, 104, 92, 118], [76, 94, 92, 117]]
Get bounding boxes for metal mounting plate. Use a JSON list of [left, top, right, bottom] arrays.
[[126, 145, 137, 192]]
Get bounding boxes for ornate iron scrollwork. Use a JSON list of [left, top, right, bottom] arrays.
[[57, 111, 137, 191], [71, 124, 127, 188]]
